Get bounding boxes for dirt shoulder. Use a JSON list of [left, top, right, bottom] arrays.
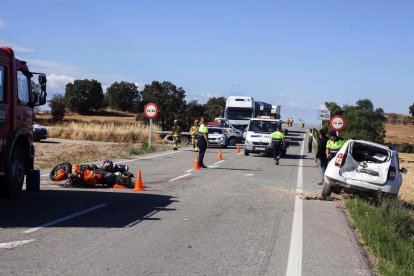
[[34, 138, 171, 169]]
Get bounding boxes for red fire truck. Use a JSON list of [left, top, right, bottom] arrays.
[[0, 47, 47, 197]]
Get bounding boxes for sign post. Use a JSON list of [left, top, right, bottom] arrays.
[[329, 115, 346, 135], [143, 103, 158, 148], [317, 109, 331, 121]]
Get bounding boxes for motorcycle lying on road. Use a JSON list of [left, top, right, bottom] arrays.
[[49, 160, 134, 188]]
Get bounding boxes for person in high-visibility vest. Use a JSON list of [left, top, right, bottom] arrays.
[[307, 128, 313, 153], [171, 119, 182, 150], [190, 120, 199, 152], [326, 130, 345, 161], [301, 120, 305, 128], [271, 126, 286, 165], [197, 118, 209, 168]]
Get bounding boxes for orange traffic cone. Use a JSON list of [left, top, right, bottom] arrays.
[[236, 145, 241, 154], [218, 149, 223, 160], [113, 184, 127, 189], [132, 169, 144, 191], [193, 154, 200, 170]]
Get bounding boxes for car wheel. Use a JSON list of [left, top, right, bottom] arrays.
[[228, 137, 237, 147], [1, 147, 25, 198], [321, 182, 332, 198], [244, 150, 249, 156]]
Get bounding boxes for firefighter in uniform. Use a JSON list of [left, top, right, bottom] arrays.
[[171, 119, 182, 150], [326, 130, 345, 161], [197, 118, 209, 168], [190, 120, 200, 152], [271, 126, 286, 165]]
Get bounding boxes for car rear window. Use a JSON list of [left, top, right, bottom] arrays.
[[350, 142, 390, 163]]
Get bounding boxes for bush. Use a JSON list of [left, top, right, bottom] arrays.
[[49, 94, 66, 122], [398, 143, 414, 153]]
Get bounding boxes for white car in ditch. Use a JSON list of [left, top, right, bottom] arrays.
[[322, 139, 408, 198]]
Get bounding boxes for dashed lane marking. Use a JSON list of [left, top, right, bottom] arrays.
[[22, 204, 107, 234], [214, 160, 225, 165], [169, 173, 192, 182], [0, 239, 35, 250]]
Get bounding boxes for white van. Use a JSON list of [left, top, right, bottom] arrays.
[[244, 118, 286, 156]]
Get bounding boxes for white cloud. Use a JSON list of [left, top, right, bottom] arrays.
[[46, 74, 74, 95], [0, 40, 35, 53], [0, 19, 5, 29]]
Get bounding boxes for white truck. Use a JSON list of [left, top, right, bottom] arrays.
[[224, 96, 255, 131], [244, 118, 287, 156]]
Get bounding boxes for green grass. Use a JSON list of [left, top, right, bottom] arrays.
[[345, 198, 414, 275], [126, 142, 156, 156]]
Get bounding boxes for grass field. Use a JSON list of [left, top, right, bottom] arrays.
[[36, 111, 164, 143], [385, 123, 414, 144], [398, 153, 414, 204]]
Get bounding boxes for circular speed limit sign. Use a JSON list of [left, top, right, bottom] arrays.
[[144, 103, 158, 119], [329, 115, 346, 131]]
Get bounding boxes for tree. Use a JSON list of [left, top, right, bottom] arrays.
[[183, 100, 205, 130], [65, 79, 104, 114], [140, 81, 186, 130], [410, 103, 414, 117], [324, 102, 343, 116], [340, 99, 386, 143], [203, 97, 226, 121], [49, 94, 66, 122], [356, 98, 374, 111], [105, 81, 140, 112]]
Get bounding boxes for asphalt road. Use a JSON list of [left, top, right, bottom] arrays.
[[0, 127, 372, 275]]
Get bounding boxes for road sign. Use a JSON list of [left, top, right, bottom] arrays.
[[317, 109, 331, 120], [329, 115, 346, 131], [144, 103, 158, 119]]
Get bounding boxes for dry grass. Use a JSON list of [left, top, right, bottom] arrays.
[[398, 153, 414, 204], [385, 124, 414, 144], [47, 122, 163, 143], [35, 110, 138, 124]]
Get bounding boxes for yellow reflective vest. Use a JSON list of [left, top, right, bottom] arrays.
[[198, 124, 208, 134], [271, 131, 284, 139]]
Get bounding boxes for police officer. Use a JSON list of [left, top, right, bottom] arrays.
[[197, 118, 209, 168], [307, 128, 313, 153], [271, 125, 286, 165], [190, 120, 199, 152], [326, 130, 345, 161], [171, 119, 182, 150]]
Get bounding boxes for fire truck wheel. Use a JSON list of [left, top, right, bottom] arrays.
[[2, 147, 25, 198]]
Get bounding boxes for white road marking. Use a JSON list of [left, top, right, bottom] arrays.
[[185, 169, 193, 173], [286, 133, 305, 276], [22, 204, 107, 234], [207, 165, 219, 168], [169, 173, 192, 182], [244, 173, 254, 177], [41, 151, 181, 178], [0, 239, 35, 249], [214, 160, 225, 165]]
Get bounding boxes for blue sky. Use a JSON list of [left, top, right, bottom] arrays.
[[1, 0, 413, 124]]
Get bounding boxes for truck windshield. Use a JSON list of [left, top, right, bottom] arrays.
[[225, 108, 253, 120], [248, 120, 280, 133]]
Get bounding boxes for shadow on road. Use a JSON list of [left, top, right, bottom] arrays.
[[0, 190, 177, 229], [35, 140, 61, 144]]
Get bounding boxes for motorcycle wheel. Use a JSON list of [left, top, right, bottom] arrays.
[[50, 162, 72, 181]]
